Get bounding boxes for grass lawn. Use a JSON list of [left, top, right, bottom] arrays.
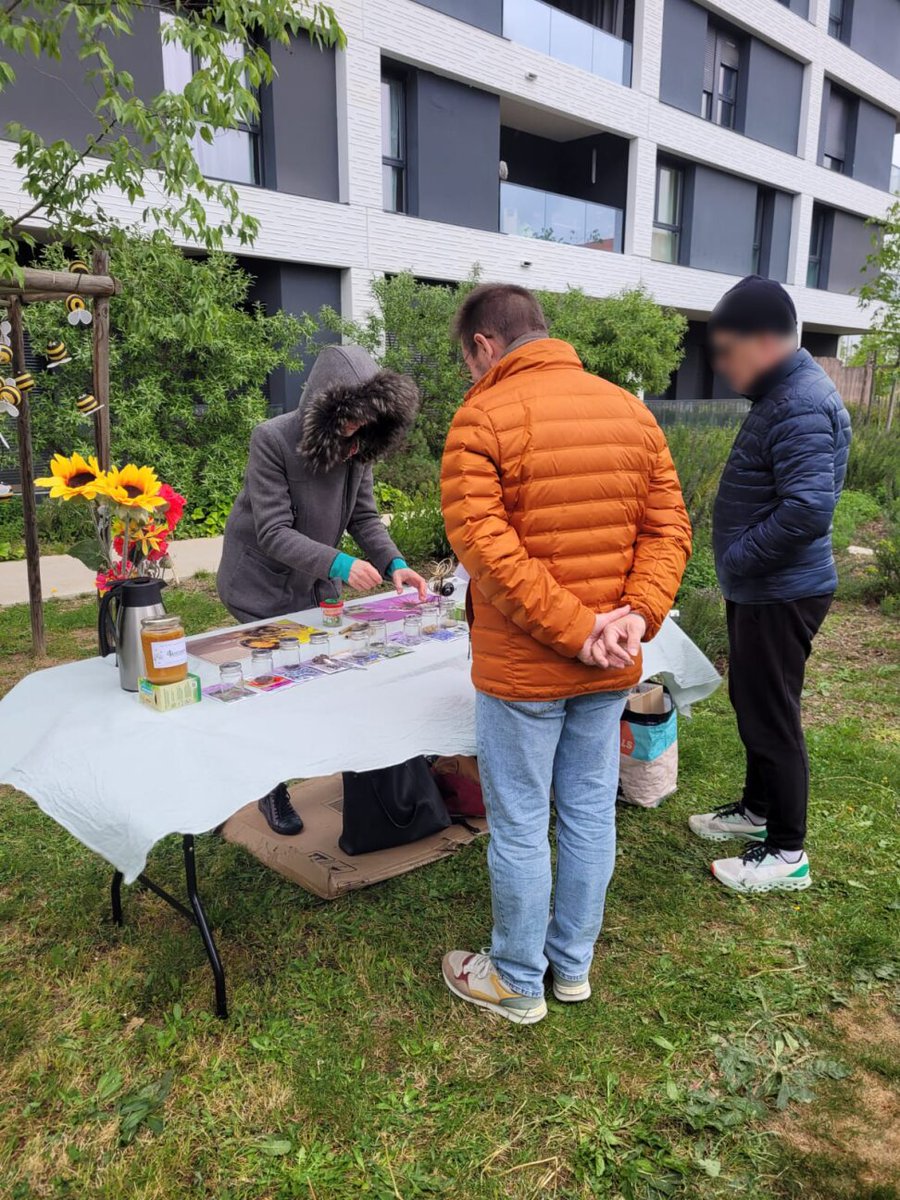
[[0, 576, 897, 1199]]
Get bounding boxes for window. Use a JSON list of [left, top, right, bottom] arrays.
[[828, 0, 851, 42], [652, 163, 683, 263], [702, 23, 741, 130], [381, 74, 407, 213], [159, 13, 260, 185], [552, 0, 634, 40], [752, 188, 779, 277], [822, 85, 852, 173], [807, 206, 828, 289]]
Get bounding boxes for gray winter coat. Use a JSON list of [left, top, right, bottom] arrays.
[[217, 345, 419, 622]]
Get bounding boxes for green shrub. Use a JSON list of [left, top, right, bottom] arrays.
[[23, 235, 309, 537], [868, 529, 900, 608], [831, 489, 881, 551], [677, 588, 729, 664], [844, 423, 900, 503], [678, 542, 718, 596], [385, 489, 451, 564], [665, 425, 734, 531]]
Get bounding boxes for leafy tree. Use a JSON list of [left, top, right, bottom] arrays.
[[859, 199, 900, 431], [0, 0, 344, 280], [23, 235, 313, 534], [323, 273, 686, 491]]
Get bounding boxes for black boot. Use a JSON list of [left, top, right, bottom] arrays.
[[258, 782, 304, 836]]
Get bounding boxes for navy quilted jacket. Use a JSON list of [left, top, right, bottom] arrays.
[[713, 349, 852, 604]]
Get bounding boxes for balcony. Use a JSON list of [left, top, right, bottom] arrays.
[[503, 0, 633, 87], [501, 180, 623, 251]]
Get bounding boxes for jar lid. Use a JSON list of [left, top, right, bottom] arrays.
[[141, 616, 182, 632], [321, 598, 343, 607]]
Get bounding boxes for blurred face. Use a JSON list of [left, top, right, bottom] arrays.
[[709, 331, 795, 394], [462, 332, 505, 383], [340, 420, 363, 459]]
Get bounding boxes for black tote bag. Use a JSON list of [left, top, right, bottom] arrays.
[[339, 757, 451, 856]]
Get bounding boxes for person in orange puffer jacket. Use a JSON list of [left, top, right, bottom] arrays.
[[440, 284, 691, 1025]]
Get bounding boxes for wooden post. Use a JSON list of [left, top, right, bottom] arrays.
[[91, 247, 111, 470], [8, 297, 46, 656]]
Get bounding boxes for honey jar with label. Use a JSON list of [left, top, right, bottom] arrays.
[[140, 615, 188, 685]]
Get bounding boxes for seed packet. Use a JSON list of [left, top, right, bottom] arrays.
[[427, 627, 467, 642], [203, 682, 258, 703], [307, 653, 355, 675], [346, 650, 381, 667], [245, 673, 297, 693], [377, 642, 414, 659], [281, 663, 325, 683]]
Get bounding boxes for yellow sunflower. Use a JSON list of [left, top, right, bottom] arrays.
[[34, 452, 106, 501], [104, 463, 166, 511]]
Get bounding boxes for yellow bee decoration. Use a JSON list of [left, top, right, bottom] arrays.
[[0, 346, 12, 367], [76, 392, 103, 416], [46, 340, 72, 369], [0, 381, 22, 417], [15, 371, 34, 393], [65, 293, 92, 327], [69, 259, 89, 274]]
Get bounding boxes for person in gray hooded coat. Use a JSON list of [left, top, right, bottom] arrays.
[[217, 343, 428, 834]]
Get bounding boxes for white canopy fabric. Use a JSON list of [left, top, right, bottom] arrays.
[[0, 598, 720, 883]]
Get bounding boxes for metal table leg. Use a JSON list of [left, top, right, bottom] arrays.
[[109, 834, 228, 1019]]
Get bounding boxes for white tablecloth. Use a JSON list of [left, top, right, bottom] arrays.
[[0, 598, 720, 882]]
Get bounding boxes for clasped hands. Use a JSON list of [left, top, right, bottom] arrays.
[[577, 605, 647, 670]]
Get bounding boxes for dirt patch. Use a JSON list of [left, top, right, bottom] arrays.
[[802, 601, 900, 729], [775, 999, 900, 1189], [778, 1070, 900, 1187]]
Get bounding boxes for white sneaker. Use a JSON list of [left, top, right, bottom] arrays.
[[689, 802, 767, 843], [711, 842, 812, 894], [552, 975, 591, 1003]]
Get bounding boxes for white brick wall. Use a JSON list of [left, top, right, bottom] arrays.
[[1, 0, 896, 335]]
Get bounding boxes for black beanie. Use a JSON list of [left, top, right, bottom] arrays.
[[707, 275, 797, 337]]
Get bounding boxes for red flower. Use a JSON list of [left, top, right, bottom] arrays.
[[159, 483, 186, 532], [95, 563, 131, 595]]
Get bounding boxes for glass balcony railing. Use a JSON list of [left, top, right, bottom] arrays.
[[500, 181, 624, 252], [503, 0, 632, 87]]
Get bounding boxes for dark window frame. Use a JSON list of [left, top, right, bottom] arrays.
[[828, 0, 852, 43], [807, 205, 831, 289], [701, 20, 743, 131], [652, 161, 684, 264], [381, 72, 408, 214]]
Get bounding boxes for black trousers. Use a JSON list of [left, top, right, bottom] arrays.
[[726, 594, 833, 852]]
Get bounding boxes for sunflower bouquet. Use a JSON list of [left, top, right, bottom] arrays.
[[35, 453, 186, 593]]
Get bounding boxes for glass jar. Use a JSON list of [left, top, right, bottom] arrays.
[[309, 631, 331, 656], [439, 597, 458, 628], [403, 614, 422, 645], [140, 615, 188, 685], [420, 601, 440, 636], [367, 619, 388, 652], [250, 647, 274, 679], [276, 637, 301, 672], [348, 627, 370, 650], [320, 598, 344, 627], [219, 661, 244, 687]]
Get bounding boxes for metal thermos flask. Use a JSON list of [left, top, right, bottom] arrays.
[[97, 577, 168, 692]]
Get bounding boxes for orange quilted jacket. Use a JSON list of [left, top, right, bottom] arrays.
[[440, 338, 692, 700]]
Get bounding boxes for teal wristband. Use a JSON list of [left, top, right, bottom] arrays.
[[329, 551, 355, 583], [386, 557, 408, 577]]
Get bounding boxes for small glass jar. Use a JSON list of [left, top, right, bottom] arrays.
[[403, 613, 422, 645], [420, 601, 440, 636], [250, 647, 274, 679], [320, 598, 344, 627], [309, 631, 331, 656], [219, 660, 244, 697], [348, 627, 370, 651], [276, 637, 301, 672], [140, 615, 188, 685], [439, 596, 458, 628], [367, 619, 388, 651]]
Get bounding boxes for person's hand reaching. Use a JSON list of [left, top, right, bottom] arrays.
[[592, 613, 647, 669], [392, 566, 429, 602], [576, 606, 631, 665], [347, 558, 383, 591]]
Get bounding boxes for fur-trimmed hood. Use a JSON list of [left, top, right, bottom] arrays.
[[296, 344, 420, 473]]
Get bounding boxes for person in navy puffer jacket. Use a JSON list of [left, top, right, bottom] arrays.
[[687, 276, 851, 896]]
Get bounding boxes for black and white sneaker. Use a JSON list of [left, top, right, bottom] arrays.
[[688, 801, 767, 843], [711, 841, 811, 894]]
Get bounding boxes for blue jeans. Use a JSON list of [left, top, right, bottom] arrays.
[[476, 689, 628, 998]]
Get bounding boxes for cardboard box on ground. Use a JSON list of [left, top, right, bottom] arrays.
[[223, 774, 486, 900]]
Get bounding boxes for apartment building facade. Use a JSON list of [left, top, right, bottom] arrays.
[[1, 0, 898, 408]]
